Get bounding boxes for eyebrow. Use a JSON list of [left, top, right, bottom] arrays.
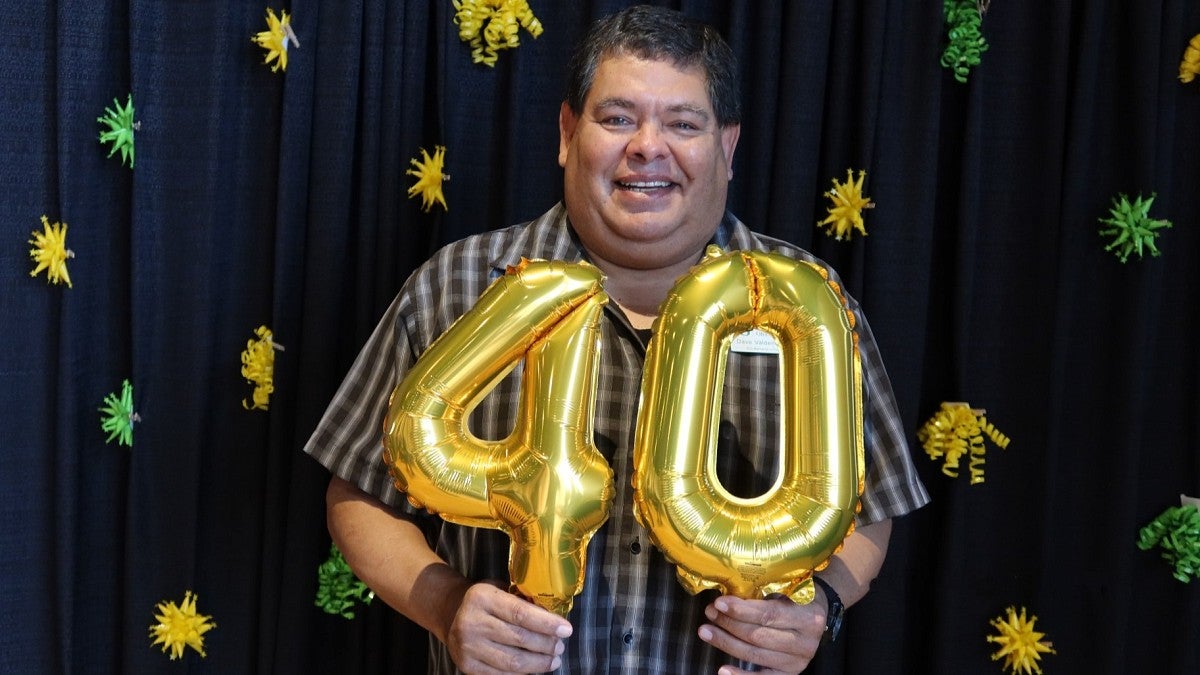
[[592, 97, 712, 121]]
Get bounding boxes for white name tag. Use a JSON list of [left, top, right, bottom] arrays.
[[729, 329, 780, 355]]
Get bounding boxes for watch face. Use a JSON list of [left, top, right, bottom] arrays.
[[823, 595, 844, 642], [827, 606, 844, 641], [813, 576, 844, 642]]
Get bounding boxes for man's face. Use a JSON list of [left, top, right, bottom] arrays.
[[559, 54, 740, 272]]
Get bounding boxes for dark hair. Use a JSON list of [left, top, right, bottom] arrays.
[[564, 5, 742, 127]]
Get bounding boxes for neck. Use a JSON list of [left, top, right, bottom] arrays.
[[588, 252, 703, 328], [615, 302, 657, 330]]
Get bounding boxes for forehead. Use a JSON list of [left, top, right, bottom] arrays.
[[587, 53, 713, 110]]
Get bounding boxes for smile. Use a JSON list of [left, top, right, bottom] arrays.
[[615, 180, 675, 192]]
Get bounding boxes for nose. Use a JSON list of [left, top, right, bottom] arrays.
[[627, 123, 667, 162]]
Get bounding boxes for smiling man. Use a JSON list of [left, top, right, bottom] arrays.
[[306, 5, 928, 674], [558, 51, 740, 328]]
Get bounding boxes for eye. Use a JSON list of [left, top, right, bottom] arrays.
[[600, 115, 632, 127]]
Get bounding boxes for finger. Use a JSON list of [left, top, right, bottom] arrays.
[[713, 595, 822, 629], [455, 641, 563, 675], [498, 589, 574, 640], [701, 596, 824, 672], [698, 621, 805, 673], [452, 629, 563, 674], [494, 619, 567, 659], [460, 583, 572, 639], [705, 601, 820, 655], [450, 585, 570, 673], [716, 666, 793, 675]]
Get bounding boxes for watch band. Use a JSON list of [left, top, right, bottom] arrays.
[[811, 575, 845, 643]]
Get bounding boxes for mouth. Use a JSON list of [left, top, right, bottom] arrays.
[[614, 179, 675, 193]]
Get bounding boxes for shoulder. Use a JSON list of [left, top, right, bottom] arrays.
[[394, 204, 580, 344], [721, 212, 810, 257], [721, 212, 846, 282], [409, 203, 578, 288]]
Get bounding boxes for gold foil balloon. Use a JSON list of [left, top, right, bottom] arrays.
[[632, 246, 864, 604], [383, 258, 615, 615]]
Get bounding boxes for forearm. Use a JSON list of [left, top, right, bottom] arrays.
[[326, 476, 471, 644], [815, 518, 892, 608]]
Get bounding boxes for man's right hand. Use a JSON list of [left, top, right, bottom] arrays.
[[325, 478, 571, 673], [446, 582, 573, 675]]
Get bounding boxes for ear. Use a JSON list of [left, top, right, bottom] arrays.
[[720, 124, 741, 180], [558, 102, 579, 168]]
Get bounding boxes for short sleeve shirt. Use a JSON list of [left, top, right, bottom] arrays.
[[303, 202, 930, 674]]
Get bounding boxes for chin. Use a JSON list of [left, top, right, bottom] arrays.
[[606, 213, 683, 241]]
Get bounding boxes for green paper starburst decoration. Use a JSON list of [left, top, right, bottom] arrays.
[[315, 543, 374, 619], [941, 0, 989, 83], [1137, 504, 1200, 583], [98, 94, 137, 168], [99, 379, 138, 446], [1098, 192, 1173, 263]]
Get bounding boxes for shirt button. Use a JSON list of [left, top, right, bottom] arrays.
[[630, 537, 642, 555], [622, 630, 634, 645]]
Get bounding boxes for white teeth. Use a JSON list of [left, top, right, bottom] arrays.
[[619, 180, 671, 189]]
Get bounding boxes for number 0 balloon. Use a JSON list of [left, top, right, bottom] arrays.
[[632, 246, 865, 604], [383, 259, 615, 615]]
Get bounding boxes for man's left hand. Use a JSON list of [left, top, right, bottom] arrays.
[[697, 594, 826, 675]]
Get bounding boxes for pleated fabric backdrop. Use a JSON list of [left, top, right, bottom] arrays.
[[1, 1, 1197, 672]]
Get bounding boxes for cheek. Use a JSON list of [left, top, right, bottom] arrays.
[[582, 148, 618, 178], [675, 145, 723, 181], [575, 130, 625, 173]]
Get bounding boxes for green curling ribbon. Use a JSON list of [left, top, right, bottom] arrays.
[[315, 543, 375, 619], [1137, 505, 1200, 583], [941, 0, 989, 83]]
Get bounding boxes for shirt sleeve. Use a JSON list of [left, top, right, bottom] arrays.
[[301, 291, 415, 509], [853, 307, 931, 523]]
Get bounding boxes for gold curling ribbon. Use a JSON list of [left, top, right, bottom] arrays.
[[917, 402, 1010, 484]]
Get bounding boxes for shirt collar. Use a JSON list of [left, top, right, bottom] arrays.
[[488, 202, 585, 275], [488, 202, 750, 274]]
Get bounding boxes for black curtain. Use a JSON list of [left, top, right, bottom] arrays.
[[2, 1, 1197, 673]]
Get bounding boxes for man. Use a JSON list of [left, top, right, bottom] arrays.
[[305, 6, 928, 674]]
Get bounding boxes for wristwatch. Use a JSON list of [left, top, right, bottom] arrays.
[[811, 576, 844, 643]]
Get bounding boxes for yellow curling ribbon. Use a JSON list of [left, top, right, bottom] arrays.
[[452, 0, 543, 67], [917, 402, 1010, 484], [1180, 33, 1200, 83]]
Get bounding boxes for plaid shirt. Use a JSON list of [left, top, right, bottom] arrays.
[[304, 203, 929, 674]]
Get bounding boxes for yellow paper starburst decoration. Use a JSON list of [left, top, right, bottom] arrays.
[[252, 8, 299, 73], [452, 0, 544, 67], [917, 402, 1010, 484], [28, 215, 74, 287], [149, 591, 216, 660], [406, 145, 449, 212], [818, 169, 874, 240], [241, 325, 279, 410], [987, 606, 1055, 675]]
